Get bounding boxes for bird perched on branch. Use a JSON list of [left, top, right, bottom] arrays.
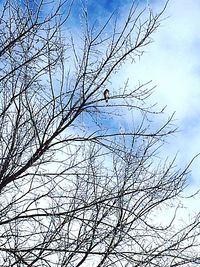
[[103, 89, 110, 103]]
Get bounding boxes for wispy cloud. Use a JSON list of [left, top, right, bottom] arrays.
[[121, 0, 200, 187]]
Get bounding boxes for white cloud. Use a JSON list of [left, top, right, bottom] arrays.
[[106, 0, 200, 218], [122, 0, 200, 187]]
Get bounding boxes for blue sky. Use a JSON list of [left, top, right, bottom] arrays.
[[88, 0, 119, 11], [70, 0, 150, 26]]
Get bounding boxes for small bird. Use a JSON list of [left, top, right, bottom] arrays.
[[103, 89, 110, 103]]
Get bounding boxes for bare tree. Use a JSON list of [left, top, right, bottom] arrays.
[[0, 0, 199, 266]]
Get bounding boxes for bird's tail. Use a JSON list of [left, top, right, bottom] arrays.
[[106, 99, 108, 103]]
